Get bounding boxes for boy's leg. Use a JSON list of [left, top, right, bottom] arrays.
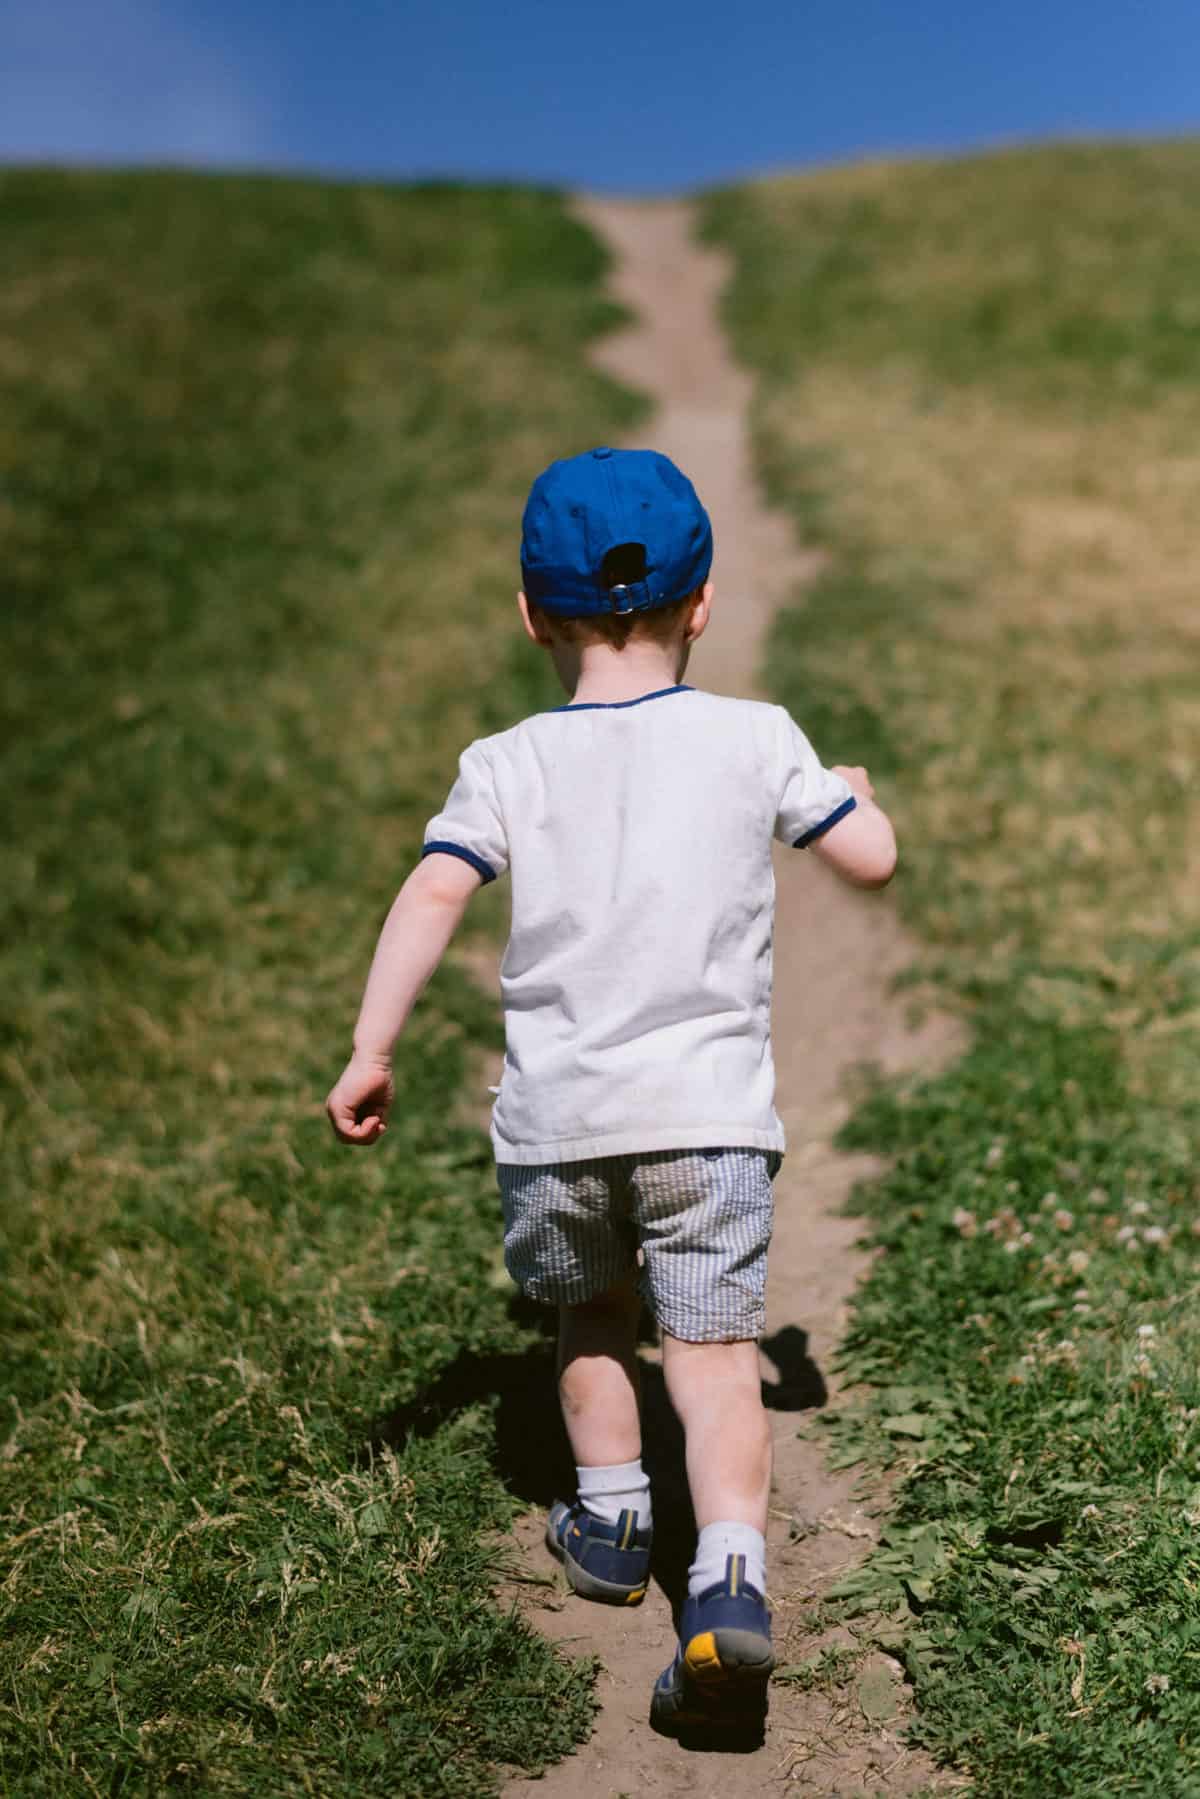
[[662, 1333, 770, 1599], [558, 1275, 653, 1529], [496, 1158, 651, 1599], [634, 1151, 777, 1730], [633, 1148, 776, 1579], [660, 1334, 770, 1533], [653, 1332, 773, 1730], [547, 1276, 654, 1603], [557, 1275, 643, 1469]]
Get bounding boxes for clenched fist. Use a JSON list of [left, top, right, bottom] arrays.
[[326, 1053, 394, 1145]]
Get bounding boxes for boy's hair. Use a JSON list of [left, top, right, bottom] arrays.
[[530, 542, 701, 651], [531, 590, 699, 652]]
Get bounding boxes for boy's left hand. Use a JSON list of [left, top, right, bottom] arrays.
[[326, 1054, 394, 1145]]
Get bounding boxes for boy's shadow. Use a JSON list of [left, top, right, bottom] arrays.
[[369, 1305, 826, 1625]]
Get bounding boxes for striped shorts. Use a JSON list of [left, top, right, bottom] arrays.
[[496, 1148, 780, 1343]]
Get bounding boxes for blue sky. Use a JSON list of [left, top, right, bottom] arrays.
[[3, 0, 1198, 192]]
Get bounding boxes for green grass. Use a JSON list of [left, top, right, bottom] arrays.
[[0, 168, 640, 1794], [703, 141, 1200, 1794]]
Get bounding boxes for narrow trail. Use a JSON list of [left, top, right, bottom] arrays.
[[501, 201, 961, 1796]]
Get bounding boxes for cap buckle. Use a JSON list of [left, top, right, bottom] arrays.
[[606, 574, 652, 615]]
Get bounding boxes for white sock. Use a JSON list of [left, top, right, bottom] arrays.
[[688, 1521, 767, 1598], [577, 1459, 653, 1532]]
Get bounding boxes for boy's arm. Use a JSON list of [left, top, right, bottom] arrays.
[[810, 764, 898, 889], [325, 852, 482, 1144]]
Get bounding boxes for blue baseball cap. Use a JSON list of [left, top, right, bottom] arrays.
[[520, 446, 713, 618]]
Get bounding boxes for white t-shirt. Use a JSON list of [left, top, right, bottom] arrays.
[[422, 684, 855, 1165]]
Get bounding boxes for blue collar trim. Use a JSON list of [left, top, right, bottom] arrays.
[[553, 684, 695, 713]]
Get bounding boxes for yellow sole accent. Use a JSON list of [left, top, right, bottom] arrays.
[[684, 1630, 723, 1675], [624, 1586, 647, 1606]]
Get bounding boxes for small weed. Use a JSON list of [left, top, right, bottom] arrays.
[[774, 1642, 860, 1691]]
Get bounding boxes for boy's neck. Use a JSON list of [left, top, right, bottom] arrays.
[[562, 640, 689, 707]]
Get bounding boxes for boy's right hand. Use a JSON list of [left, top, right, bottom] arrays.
[[325, 1053, 394, 1145], [832, 764, 876, 802]]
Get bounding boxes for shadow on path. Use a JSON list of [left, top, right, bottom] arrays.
[[368, 1311, 828, 1625]]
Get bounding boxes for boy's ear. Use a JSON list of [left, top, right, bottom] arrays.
[[684, 581, 714, 643], [517, 590, 553, 646]]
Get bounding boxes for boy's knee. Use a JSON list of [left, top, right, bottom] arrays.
[[662, 1333, 764, 1402]]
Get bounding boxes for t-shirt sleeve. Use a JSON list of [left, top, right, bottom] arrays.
[[772, 709, 857, 848], [421, 741, 508, 884]]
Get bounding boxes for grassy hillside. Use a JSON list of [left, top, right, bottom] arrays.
[[704, 142, 1200, 1795], [0, 168, 640, 1794]]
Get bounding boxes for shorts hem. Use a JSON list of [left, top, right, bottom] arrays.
[[654, 1312, 765, 1343], [510, 1281, 765, 1342], [513, 1273, 635, 1309]]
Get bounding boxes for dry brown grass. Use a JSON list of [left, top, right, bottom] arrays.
[[705, 145, 1200, 1098]]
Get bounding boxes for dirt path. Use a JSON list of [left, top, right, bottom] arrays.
[[501, 200, 960, 1796]]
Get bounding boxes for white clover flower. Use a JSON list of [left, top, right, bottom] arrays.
[[1087, 1186, 1109, 1207], [985, 1140, 1006, 1170], [1129, 1199, 1151, 1217], [1142, 1226, 1168, 1247], [1041, 1191, 1060, 1211], [1080, 1503, 1100, 1519], [1053, 1209, 1075, 1232], [952, 1207, 978, 1238], [1144, 1673, 1170, 1695], [1125, 1237, 1143, 1254], [1067, 1250, 1090, 1275], [1116, 1224, 1138, 1244], [1003, 1238, 1022, 1256], [1073, 1302, 1092, 1315], [1137, 1323, 1157, 1339], [1019, 1230, 1034, 1247]]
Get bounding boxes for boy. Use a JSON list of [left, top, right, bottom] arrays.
[[326, 447, 896, 1734]]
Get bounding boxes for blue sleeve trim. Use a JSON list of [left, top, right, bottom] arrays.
[[793, 795, 857, 849], [421, 840, 497, 884]]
